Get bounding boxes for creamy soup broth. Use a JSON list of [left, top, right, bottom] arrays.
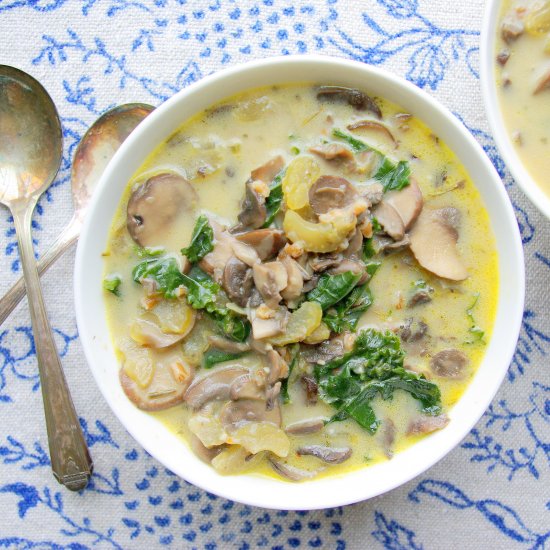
[[103, 83, 498, 481]]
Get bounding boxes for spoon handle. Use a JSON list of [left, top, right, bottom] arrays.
[[11, 205, 93, 491], [0, 216, 80, 327]]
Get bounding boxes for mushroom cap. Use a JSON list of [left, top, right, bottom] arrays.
[[127, 171, 197, 247], [409, 209, 468, 281], [430, 349, 469, 378], [235, 228, 287, 260], [120, 349, 194, 411], [223, 256, 254, 307], [184, 366, 249, 410], [309, 175, 358, 215], [384, 177, 423, 230], [373, 200, 405, 241]]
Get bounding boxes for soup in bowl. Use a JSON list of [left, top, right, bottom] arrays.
[[75, 56, 524, 510], [482, 0, 550, 218]]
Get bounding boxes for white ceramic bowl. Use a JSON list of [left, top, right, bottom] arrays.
[[75, 55, 524, 510], [481, 0, 550, 219]]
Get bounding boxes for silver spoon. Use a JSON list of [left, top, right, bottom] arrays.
[[0, 65, 93, 490], [0, 102, 154, 326]]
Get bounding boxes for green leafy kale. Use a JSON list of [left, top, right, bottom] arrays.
[[181, 267, 251, 342], [281, 344, 299, 404], [262, 171, 285, 228], [323, 284, 374, 333], [466, 292, 485, 344], [134, 245, 165, 258], [307, 271, 362, 311], [181, 266, 220, 311], [132, 256, 186, 299], [103, 274, 122, 296], [315, 329, 442, 433], [181, 215, 214, 263], [132, 258, 250, 342], [203, 348, 244, 369], [332, 129, 410, 192], [374, 158, 411, 192]]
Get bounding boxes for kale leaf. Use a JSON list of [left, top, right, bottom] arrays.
[[181, 215, 214, 263], [211, 310, 251, 342], [262, 170, 285, 228], [132, 256, 186, 299], [307, 271, 362, 311], [203, 348, 244, 369], [374, 159, 411, 192], [103, 274, 122, 296], [315, 328, 442, 433], [323, 284, 374, 333], [181, 266, 220, 311], [332, 129, 410, 192]]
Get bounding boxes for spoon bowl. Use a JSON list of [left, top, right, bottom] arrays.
[[0, 65, 92, 491], [0, 65, 62, 203], [0, 103, 154, 326]]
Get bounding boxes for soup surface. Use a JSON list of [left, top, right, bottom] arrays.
[[103, 83, 498, 481], [495, 0, 550, 195]]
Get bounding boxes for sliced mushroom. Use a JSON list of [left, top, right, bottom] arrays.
[[231, 240, 261, 267], [199, 221, 235, 282], [329, 258, 367, 284], [430, 349, 468, 379], [230, 372, 267, 401], [235, 228, 287, 260], [296, 445, 352, 464], [383, 177, 423, 230], [345, 228, 364, 258], [189, 434, 224, 464], [269, 459, 320, 481], [408, 286, 433, 307], [250, 306, 290, 340], [120, 349, 194, 411], [372, 200, 405, 240], [301, 337, 344, 364], [280, 256, 304, 301], [252, 261, 288, 308], [409, 209, 468, 281], [309, 143, 354, 162], [127, 172, 197, 247], [308, 253, 344, 273], [129, 316, 193, 348], [399, 318, 428, 343], [250, 155, 284, 183], [207, 335, 251, 353], [501, 15, 524, 43], [432, 207, 461, 239], [223, 257, 254, 307], [285, 418, 324, 435], [317, 86, 382, 117], [347, 120, 397, 147], [238, 179, 267, 229], [308, 175, 358, 215], [407, 414, 449, 436], [185, 366, 249, 409], [266, 349, 289, 385], [301, 375, 318, 405], [220, 399, 281, 431]]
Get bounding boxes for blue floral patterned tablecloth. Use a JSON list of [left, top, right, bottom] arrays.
[[1, 0, 549, 548]]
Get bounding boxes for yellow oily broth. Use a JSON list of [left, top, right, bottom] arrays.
[[496, 0, 550, 196], [103, 83, 498, 480]]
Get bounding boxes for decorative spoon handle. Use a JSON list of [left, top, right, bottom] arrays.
[[11, 204, 92, 491], [0, 215, 80, 327]]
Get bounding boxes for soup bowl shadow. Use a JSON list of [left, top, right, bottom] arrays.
[[75, 55, 524, 510], [481, 0, 550, 219]]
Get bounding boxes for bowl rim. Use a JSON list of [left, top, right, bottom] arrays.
[[480, 0, 550, 219], [75, 54, 524, 510]]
